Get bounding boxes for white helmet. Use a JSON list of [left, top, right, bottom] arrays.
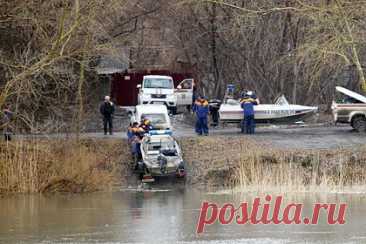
[[105, 96, 111, 101]]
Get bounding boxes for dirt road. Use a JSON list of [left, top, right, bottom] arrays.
[[224, 125, 366, 150], [176, 124, 366, 149], [72, 124, 365, 150]]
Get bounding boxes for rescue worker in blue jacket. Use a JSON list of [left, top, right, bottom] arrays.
[[193, 96, 209, 136], [127, 122, 139, 143], [130, 126, 145, 166], [240, 92, 258, 134]]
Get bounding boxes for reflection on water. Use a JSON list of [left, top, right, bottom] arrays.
[[0, 188, 366, 244]]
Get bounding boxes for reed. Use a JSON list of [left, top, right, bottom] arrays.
[[2, 136, 366, 194], [179, 136, 366, 192], [0, 138, 127, 194], [234, 146, 366, 193]]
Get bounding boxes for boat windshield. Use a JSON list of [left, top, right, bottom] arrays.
[[274, 95, 289, 105], [147, 139, 175, 151]]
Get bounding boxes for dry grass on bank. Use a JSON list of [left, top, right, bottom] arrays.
[[0, 139, 129, 194], [1, 136, 366, 194], [180, 137, 366, 192]]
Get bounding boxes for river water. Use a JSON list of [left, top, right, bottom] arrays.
[[1, 186, 366, 244]]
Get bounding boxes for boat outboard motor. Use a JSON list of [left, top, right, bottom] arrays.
[[223, 84, 236, 102], [209, 99, 222, 126], [157, 154, 168, 174], [176, 161, 186, 177]]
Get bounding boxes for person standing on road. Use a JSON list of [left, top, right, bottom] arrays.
[[193, 96, 209, 136], [1, 105, 13, 141], [100, 96, 115, 135], [209, 99, 221, 127], [240, 93, 258, 134], [190, 81, 198, 113]]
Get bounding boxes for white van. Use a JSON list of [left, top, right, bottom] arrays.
[[137, 75, 177, 113], [130, 104, 172, 130], [137, 75, 195, 113]]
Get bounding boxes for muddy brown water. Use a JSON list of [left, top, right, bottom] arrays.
[[1, 184, 366, 244]]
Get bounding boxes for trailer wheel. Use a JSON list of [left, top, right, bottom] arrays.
[[352, 116, 366, 132]]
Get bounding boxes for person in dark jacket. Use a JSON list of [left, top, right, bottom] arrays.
[[209, 99, 221, 127], [100, 96, 115, 135], [240, 93, 258, 134], [193, 96, 209, 136], [191, 83, 198, 112], [1, 105, 13, 141]]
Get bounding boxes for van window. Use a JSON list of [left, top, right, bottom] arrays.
[[144, 78, 173, 89], [142, 114, 167, 124]]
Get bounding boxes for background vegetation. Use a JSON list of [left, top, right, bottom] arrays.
[[1, 0, 366, 132]]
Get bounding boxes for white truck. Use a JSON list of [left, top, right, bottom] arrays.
[[137, 75, 194, 114]]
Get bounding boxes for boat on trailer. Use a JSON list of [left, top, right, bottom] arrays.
[[219, 95, 318, 124]]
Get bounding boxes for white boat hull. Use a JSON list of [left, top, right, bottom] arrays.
[[219, 103, 318, 124]]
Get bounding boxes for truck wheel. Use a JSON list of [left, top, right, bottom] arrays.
[[352, 116, 366, 132]]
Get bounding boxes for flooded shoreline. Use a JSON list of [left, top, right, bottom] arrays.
[[1, 188, 366, 243]]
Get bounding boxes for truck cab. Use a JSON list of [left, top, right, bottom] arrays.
[[332, 86, 366, 132]]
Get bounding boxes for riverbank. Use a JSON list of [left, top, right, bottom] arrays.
[[0, 139, 129, 194], [181, 137, 366, 192], [1, 136, 366, 194]]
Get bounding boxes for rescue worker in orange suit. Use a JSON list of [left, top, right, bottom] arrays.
[[193, 96, 209, 136], [140, 118, 153, 133], [130, 126, 145, 167], [240, 92, 258, 134]]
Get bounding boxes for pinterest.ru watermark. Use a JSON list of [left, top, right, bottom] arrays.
[[196, 195, 347, 234]]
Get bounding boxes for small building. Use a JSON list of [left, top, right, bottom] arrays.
[[111, 70, 193, 106], [95, 47, 195, 106]]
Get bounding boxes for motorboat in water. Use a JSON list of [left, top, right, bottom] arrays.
[[219, 95, 318, 124], [133, 131, 186, 182]]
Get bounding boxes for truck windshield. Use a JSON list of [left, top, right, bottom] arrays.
[[142, 114, 167, 124], [144, 78, 173, 89]]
